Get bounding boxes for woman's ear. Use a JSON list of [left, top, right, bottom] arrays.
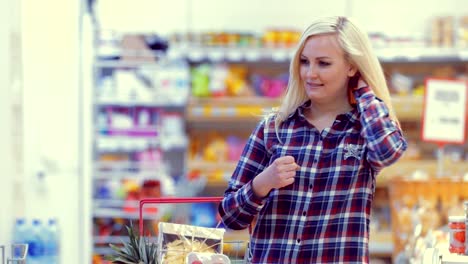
[[347, 64, 358, 77]]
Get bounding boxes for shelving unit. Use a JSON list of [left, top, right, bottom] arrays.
[[90, 31, 193, 259], [186, 95, 423, 122]]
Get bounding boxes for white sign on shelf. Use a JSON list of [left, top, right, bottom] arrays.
[[226, 49, 243, 61], [245, 49, 261, 61], [272, 49, 288, 62], [207, 48, 224, 62], [421, 78, 467, 145]]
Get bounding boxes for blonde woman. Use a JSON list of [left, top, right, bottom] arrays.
[[219, 16, 407, 263]]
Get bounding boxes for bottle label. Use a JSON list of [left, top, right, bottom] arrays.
[[27, 240, 44, 257]]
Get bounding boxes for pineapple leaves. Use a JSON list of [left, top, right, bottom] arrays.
[[106, 221, 158, 264]]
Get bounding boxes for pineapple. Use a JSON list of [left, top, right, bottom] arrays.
[[106, 222, 158, 264]]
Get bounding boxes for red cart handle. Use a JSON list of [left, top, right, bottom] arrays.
[[139, 197, 223, 235]]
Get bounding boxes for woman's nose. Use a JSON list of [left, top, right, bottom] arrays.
[[306, 65, 318, 78]]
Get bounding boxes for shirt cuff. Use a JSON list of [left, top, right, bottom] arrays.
[[242, 181, 267, 213], [353, 79, 373, 98]]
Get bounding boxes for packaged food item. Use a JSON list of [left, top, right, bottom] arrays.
[[448, 215, 466, 254], [186, 252, 230, 264], [158, 222, 225, 264]]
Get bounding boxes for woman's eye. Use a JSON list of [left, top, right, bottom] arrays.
[[318, 61, 331, 67], [299, 58, 309, 65]]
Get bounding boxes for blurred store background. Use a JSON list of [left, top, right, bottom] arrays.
[[1, 0, 468, 263]]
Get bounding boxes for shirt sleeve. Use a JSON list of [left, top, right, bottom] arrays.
[[218, 116, 272, 230], [353, 80, 407, 171]]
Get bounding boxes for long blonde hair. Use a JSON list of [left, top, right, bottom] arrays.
[[275, 16, 398, 136]]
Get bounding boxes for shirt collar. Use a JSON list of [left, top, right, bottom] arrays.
[[288, 100, 359, 124]]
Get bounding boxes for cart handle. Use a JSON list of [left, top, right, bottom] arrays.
[[139, 197, 223, 235]]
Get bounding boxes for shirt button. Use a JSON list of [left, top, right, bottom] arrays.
[[309, 184, 313, 189], [314, 158, 318, 163], [302, 211, 306, 216], [297, 238, 301, 244]]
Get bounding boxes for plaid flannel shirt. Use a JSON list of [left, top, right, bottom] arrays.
[[219, 83, 407, 263]]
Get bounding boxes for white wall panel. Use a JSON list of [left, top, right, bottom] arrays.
[[350, 0, 468, 36], [0, 0, 13, 248], [95, 0, 189, 34], [21, 0, 82, 263], [189, 0, 347, 32], [94, 0, 468, 37]]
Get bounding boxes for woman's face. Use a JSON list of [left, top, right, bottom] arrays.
[[299, 34, 357, 105]]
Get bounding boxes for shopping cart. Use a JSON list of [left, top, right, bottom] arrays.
[[139, 197, 250, 263], [0, 244, 28, 264]]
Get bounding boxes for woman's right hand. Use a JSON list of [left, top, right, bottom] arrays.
[[252, 155, 300, 198]]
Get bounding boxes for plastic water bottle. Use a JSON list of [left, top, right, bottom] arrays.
[[43, 218, 60, 264], [11, 218, 28, 258], [26, 219, 45, 264]]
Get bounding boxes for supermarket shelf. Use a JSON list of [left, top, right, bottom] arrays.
[[94, 235, 130, 244], [94, 60, 161, 68], [94, 161, 171, 173], [93, 247, 114, 256], [189, 96, 282, 107], [369, 230, 393, 257], [378, 159, 468, 186], [94, 235, 158, 245], [93, 161, 166, 180], [95, 97, 186, 107], [187, 96, 279, 123], [96, 127, 158, 137], [391, 95, 423, 121], [101, 46, 468, 63], [376, 47, 468, 63], [93, 171, 163, 180], [95, 137, 187, 153], [189, 160, 237, 172], [93, 208, 166, 220], [187, 96, 423, 122], [94, 199, 145, 207], [188, 161, 235, 188], [223, 229, 392, 256]]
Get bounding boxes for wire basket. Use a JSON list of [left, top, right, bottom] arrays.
[[139, 197, 251, 263]]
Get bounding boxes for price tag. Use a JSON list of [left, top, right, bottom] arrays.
[[459, 50, 468, 61], [167, 48, 183, 60], [190, 107, 204, 117], [421, 78, 467, 144], [226, 49, 243, 61], [207, 48, 224, 62], [245, 49, 260, 61], [188, 49, 205, 61]]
